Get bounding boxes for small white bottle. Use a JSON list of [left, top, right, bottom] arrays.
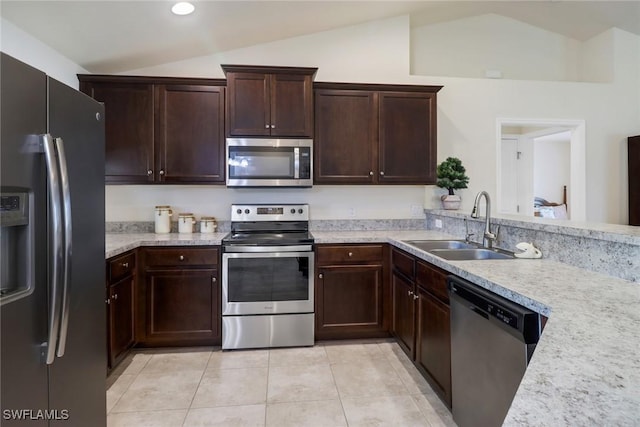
[[178, 213, 195, 234], [200, 217, 217, 234], [154, 206, 172, 234]]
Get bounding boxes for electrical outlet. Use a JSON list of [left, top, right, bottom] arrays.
[[435, 219, 443, 229], [348, 207, 356, 218], [410, 205, 423, 218]]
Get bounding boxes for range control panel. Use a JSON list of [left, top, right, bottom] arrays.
[[230, 204, 309, 222]]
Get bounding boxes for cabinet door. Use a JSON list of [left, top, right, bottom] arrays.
[[629, 135, 640, 225], [109, 277, 135, 368], [316, 265, 385, 339], [392, 271, 416, 358], [156, 85, 225, 183], [226, 72, 270, 136], [84, 82, 155, 183], [314, 90, 377, 183], [145, 269, 220, 345], [378, 92, 437, 184], [416, 287, 451, 407], [271, 73, 314, 137]]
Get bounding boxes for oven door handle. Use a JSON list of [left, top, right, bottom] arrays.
[[224, 245, 313, 253]]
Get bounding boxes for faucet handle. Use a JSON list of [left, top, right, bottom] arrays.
[[465, 233, 475, 243], [486, 224, 501, 245]]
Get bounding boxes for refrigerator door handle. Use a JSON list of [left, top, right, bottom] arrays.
[[55, 137, 72, 357], [41, 134, 63, 365]]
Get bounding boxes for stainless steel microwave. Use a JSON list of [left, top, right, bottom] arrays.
[[226, 138, 313, 187]]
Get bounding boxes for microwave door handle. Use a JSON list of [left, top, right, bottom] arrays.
[[54, 138, 72, 358], [294, 147, 300, 179], [41, 134, 63, 365]]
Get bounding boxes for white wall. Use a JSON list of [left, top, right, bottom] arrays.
[[533, 133, 571, 203], [110, 16, 640, 224], [410, 13, 582, 81], [106, 185, 426, 222], [0, 17, 88, 88]]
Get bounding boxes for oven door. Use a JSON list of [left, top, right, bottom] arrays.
[[222, 246, 314, 315]]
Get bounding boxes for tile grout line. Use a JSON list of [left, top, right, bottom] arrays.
[[181, 349, 215, 426]]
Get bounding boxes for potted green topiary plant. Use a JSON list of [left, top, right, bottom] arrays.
[[436, 157, 469, 210]]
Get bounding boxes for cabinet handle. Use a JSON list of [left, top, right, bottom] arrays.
[[265, 124, 270, 129], [271, 124, 275, 129], [212, 277, 217, 283], [369, 171, 374, 176], [159, 169, 165, 176], [348, 252, 353, 257], [147, 170, 153, 176], [408, 290, 413, 296], [380, 171, 385, 176], [105, 298, 110, 305], [318, 273, 323, 279], [122, 262, 129, 268], [179, 255, 184, 261], [413, 294, 419, 301], [113, 294, 118, 300]]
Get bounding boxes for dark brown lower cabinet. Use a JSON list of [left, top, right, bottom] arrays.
[[315, 244, 390, 340], [139, 247, 221, 346], [392, 270, 416, 357], [629, 135, 639, 225], [416, 285, 451, 407], [108, 277, 135, 367], [391, 247, 452, 408], [106, 251, 136, 371]]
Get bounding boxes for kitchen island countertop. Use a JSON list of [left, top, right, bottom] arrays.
[[105, 230, 640, 426]]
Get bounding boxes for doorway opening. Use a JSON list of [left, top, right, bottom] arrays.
[[496, 118, 586, 221]]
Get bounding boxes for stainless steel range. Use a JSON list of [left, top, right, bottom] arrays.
[[221, 204, 314, 350]]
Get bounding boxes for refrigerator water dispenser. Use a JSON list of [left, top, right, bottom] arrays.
[[0, 188, 33, 304]]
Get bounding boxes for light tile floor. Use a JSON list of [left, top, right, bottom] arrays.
[[106, 339, 457, 427]]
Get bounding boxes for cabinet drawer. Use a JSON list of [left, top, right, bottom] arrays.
[[391, 248, 415, 279], [416, 260, 449, 303], [316, 245, 383, 264], [109, 252, 136, 283], [144, 247, 219, 267]]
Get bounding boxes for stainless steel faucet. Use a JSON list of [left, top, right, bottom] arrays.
[[471, 191, 497, 248]]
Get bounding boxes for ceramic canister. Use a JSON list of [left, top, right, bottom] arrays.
[[154, 205, 172, 234], [178, 213, 196, 234], [200, 216, 217, 234]]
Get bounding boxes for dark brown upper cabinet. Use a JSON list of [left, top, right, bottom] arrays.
[[314, 83, 442, 185], [222, 65, 317, 137], [78, 75, 225, 184]]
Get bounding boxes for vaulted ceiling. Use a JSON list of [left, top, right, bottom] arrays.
[[2, 1, 639, 74]]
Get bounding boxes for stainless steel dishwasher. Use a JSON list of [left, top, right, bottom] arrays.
[[448, 276, 541, 427]]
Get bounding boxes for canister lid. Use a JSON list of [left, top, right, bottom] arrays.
[[178, 212, 194, 217], [155, 205, 171, 209], [201, 216, 216, 221]]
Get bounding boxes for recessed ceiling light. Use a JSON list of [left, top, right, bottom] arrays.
[[171, 2, 195, 16]]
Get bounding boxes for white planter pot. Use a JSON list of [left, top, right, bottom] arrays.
[[441, 194, 461, 210]]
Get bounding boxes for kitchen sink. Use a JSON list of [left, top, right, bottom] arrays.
[[403, 240, 515, 260], [428, 248, 515, 260], [403, 240, 477, 251]]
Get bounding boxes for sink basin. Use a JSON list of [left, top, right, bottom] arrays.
[[428, 248, 515, 260], [404, 240, 477, 251]]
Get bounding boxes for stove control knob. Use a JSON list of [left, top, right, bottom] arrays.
[[236, 209, 242, 214], [244, 209, 250, 214], [291, 208, 296, 214], [298, 209, 303, 214]]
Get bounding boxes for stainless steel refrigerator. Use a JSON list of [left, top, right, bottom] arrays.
[[1, 53, 106, 426]]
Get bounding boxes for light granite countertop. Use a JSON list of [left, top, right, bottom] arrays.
[[105, 230, 640, 425]]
